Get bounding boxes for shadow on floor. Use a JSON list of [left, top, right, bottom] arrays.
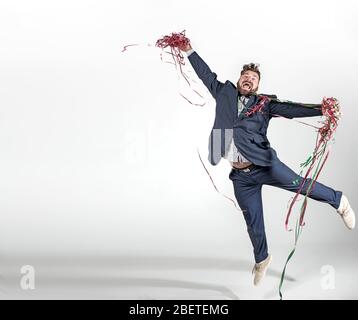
[[1, 253, 297, 299]]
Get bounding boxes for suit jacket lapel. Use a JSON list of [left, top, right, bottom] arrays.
[[246, 95, 257, 109]]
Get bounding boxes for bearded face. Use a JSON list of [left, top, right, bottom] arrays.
[[237, 70, 260, 96]]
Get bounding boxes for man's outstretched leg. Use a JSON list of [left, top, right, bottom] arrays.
[[262, 160, 355, 229], [229, 168, 272, 285]]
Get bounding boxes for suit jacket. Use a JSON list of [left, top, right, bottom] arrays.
[[187, 51, 322, 166]]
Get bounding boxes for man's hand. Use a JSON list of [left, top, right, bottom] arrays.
[[322, 97, 342, 119], [178, 42, 192, 52]]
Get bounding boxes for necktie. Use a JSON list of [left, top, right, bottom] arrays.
[[238, 96, 248, 114]]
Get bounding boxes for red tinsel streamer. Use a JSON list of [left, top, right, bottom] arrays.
[[279, 97, 340, 299], [244, 95, 270, 117], [197, 148, 241, 212], [155, 30, 188, 86], [121, 31, 205, 106], [284, 97, 340, 230], [155, 30, 205, 106], [121, 44, 140, 52], [155, 30, 189, 73]]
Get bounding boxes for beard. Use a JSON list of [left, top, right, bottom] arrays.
[[238, 82, 258, 96]]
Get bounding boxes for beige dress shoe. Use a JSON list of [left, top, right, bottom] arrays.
[[252, 254, 272, 286], [337, 195, 355, 230]]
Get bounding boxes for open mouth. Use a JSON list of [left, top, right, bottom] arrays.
[[242, 82, 252, 90]]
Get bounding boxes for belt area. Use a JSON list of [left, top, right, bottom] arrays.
[[232, 163, 256, 172]]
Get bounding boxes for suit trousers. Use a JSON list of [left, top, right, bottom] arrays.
[[229, 159, 342, 263]]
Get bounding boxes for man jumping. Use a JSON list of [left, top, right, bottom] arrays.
[[178, 41, 355, 286]]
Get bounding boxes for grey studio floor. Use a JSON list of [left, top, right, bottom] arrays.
[[1, 242, 357, 300]]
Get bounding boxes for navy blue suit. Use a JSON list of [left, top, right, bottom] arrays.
[[188, 51, 342, 263], [188, 51, 322, 166]]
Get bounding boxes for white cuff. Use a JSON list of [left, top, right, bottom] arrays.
[[186, 49, 195, 57]]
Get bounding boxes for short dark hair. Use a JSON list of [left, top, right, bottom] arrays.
[[241, 63, 261, 80]]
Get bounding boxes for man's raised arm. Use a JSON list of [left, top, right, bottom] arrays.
[[179, 42, 224, 99]]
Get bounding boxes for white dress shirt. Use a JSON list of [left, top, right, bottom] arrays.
[[223, 96, 250, 163]]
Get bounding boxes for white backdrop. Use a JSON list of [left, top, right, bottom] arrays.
[[0, 0, 357, 299]]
